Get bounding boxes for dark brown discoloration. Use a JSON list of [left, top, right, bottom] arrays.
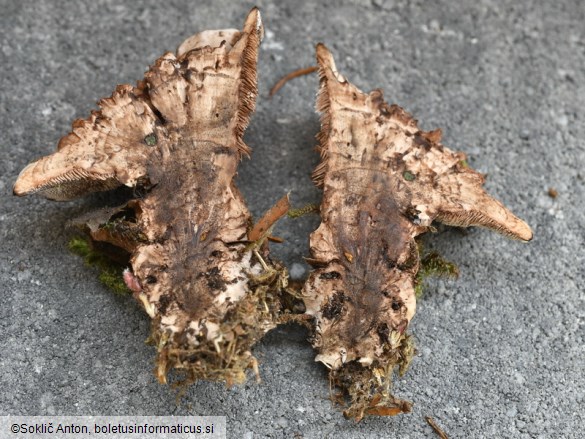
[[302, 43, 532, 420], [322, 291, 347, 320], [319, 271, 341, 280]]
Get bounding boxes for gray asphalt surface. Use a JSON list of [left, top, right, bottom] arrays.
[[2, 1, 584, 438]]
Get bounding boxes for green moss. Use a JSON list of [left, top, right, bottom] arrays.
[[68, 236, 131, 295], [287, 203, 319, 219], [415, 249, 459, 299], [68, 236, 92, 258], [420, 252, 459, 278], [414, 280, 425, 299], [99, 267, 131, 295]]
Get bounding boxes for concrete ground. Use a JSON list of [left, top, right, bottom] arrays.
[[1, 1, 584, 437]]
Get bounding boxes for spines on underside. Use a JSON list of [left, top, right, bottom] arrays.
[[13, 8, 264, 200], [313, 43, 335, 187], [398, 134, 533, 241], [13, 84, 160, 200], [313, 43, 532, 242], [233, 7, 264, 158], [433, 169, 534, 241]]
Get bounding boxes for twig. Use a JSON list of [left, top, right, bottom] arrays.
[[425, 416, 449, 439], [269, 66, 318, 96], [248, 193, 291, 242]]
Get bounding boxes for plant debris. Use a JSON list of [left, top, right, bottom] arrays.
[[287, 203, 320, 219], [300, 43, 532, 420], [269, 65, 318, 97], [14, 9, 289, 386], [425, 416, 449, 439], [415, 248, 459, 298], [68, 236, 131, 295], [547, 187, 558, 199]]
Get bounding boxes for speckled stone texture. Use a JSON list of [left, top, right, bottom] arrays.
[[2, 1, 583, 438]]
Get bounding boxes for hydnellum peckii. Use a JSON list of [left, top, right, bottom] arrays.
[[14, 9, 289, 386], [301, 44, 532, 420]]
